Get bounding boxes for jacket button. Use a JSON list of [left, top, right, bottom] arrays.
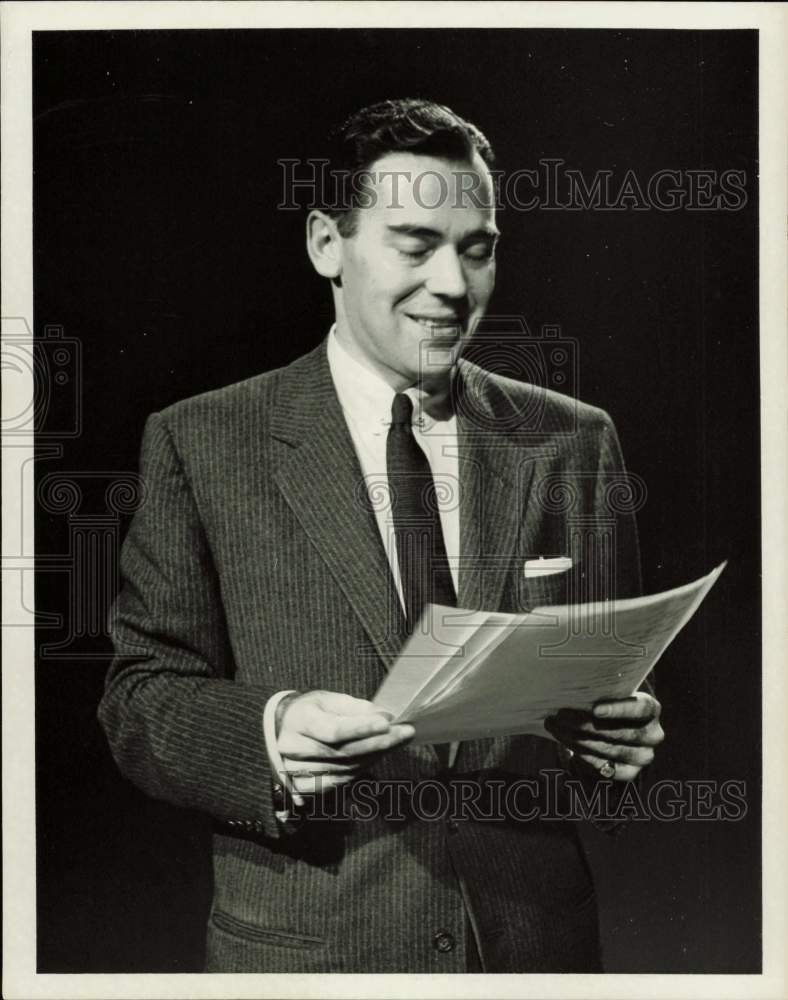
[[433, 929, 456, 953], [446, 819, 459, 834]]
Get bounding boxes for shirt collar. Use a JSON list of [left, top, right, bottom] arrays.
[[327, 325, 454, 433]]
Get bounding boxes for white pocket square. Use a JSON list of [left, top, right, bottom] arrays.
[[523, 556, 573, 578]]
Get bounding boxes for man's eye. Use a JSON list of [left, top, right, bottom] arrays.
[[397, 246, 430, 260], [463, 243, 495, 262]]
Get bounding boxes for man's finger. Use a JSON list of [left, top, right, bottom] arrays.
[[592, 693, 661, 721], [566, 737, 655, 767], [282, 757, 367, 777], [280, 691, 395, 746], [291, 772, 358, 796], [591, 722, 664, 747], [312, 691, 386, 716], [281, 724, 415, 762], [578, 752, 641, 783], [300, 707, 392, 745], [546, 718, 665, 747], [334, 724, 415, 757]]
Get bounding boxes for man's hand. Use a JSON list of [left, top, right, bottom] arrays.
[[277, 690, 415, 800], [544, 692, 664, 782]]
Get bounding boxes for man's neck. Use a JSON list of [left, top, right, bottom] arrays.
[[331, 324, 455, 420], [407, 378, 455, 422]]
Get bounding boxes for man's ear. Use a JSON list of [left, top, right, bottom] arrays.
[[306, 210, 343, 279]]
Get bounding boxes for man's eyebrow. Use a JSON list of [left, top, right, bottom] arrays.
[[386, 224, 500, 240]]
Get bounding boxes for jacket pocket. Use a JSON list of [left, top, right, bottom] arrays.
[[210, 908, 326, 950], [518, 569, 571, 611]]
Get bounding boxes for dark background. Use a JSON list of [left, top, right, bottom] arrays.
[[34, 28, 760, 973]]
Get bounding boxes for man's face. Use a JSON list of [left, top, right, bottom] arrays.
[[334, 151, 498, 390]]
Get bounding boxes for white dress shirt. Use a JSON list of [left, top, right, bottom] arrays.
[[264, 328, 462, 809], [326, 326, 461, 606]]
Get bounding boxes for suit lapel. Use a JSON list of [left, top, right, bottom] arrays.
[[271, 343, 407, 670], [456, 361, 545, 612], [268, 347, 552, 669], [267, 345, 556, 778]]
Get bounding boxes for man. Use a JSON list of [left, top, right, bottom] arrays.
[[99, 98, 664, 973]]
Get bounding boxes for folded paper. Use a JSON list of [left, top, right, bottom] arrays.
[[374, 563, 726, 744]]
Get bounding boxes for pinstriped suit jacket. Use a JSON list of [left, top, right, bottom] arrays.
[[99, 337, 642, 973]]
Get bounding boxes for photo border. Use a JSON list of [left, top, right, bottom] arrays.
[[3, 3, 786, 998]]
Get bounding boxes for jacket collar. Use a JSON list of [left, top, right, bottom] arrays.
[[269, 338, 531, 452]]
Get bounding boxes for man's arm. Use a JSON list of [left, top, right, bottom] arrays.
[[98, 412, 286, 833], [99, 413, 412, 834]]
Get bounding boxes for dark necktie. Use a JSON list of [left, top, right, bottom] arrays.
[[386, 392, 457, 631]]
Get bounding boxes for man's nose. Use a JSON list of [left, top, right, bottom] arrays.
[[423, 246, 468, 300]]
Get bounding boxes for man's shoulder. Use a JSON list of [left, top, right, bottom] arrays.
[[160, 367, 279, 427], [458, 358, 613, 437], [156, 342, 324, 437]]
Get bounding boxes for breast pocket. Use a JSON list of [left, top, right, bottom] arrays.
[[516, 567, 572, 611]]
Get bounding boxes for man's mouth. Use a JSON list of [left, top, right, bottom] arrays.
[[406, 314, 465, 334]]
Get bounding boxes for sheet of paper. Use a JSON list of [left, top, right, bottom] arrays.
[[374, 563, 725, 744], [378, 607, 511, 718], [372, 607, 492, 720]]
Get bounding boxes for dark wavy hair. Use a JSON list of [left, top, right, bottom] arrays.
[[321, 98, 495, 235]]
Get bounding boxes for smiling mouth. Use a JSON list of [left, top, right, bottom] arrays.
[[406, 314, 466, 333]]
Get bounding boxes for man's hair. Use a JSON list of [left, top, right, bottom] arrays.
[[321, 98, 495, 235]]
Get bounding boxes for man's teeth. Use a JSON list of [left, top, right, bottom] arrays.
[[412, 317, 460, 330]]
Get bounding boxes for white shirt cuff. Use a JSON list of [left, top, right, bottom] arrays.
[[262, 689, 302, 814]]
